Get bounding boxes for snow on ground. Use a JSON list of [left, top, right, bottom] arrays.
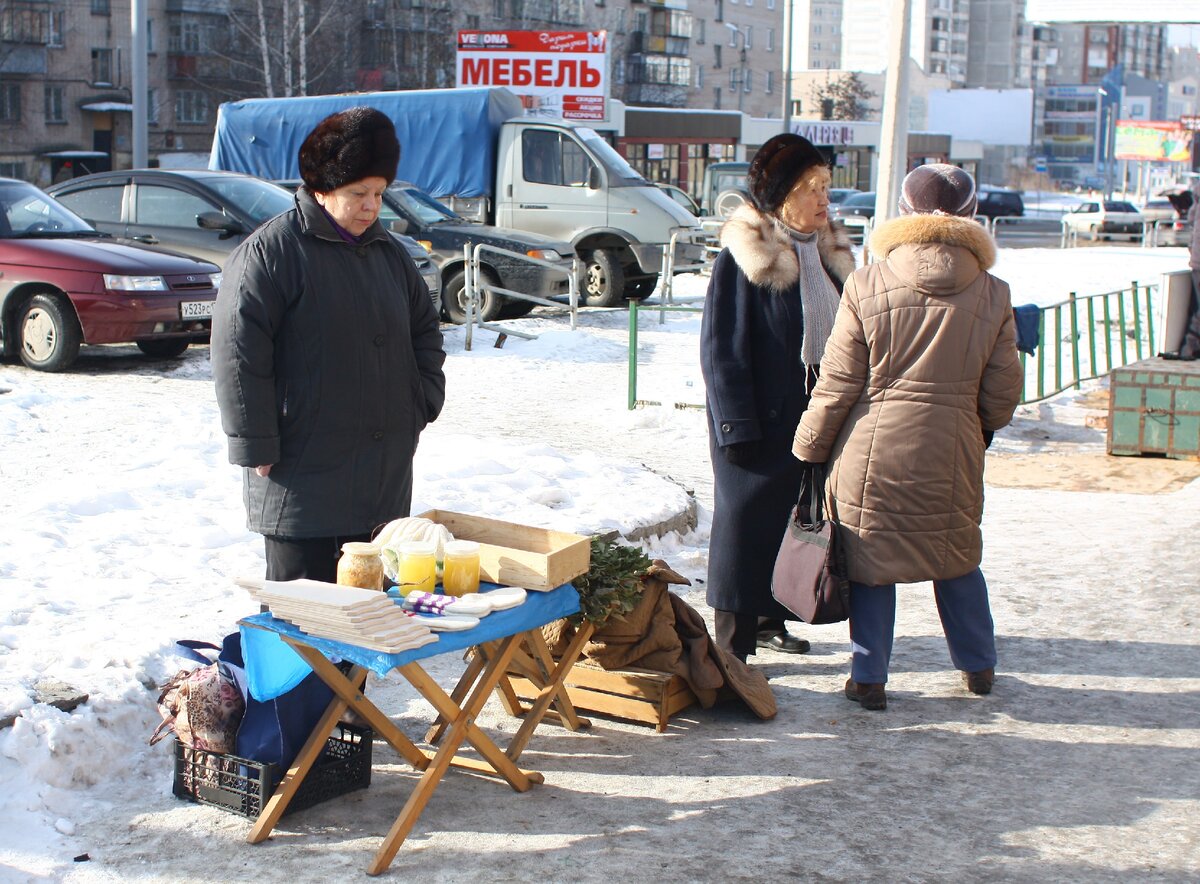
[[1, 245, 1197, 882]]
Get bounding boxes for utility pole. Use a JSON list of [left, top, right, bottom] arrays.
[[725, 22, 747, 114], [131, 0, 147, 167], [782, 0, 794, 133], [874, 0, 912, 234]]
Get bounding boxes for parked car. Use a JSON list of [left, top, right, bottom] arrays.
[[1063, 200, 1145, 241], [1142, 191, 1194, 247], [700, 161, 750, 218], [829, 191, 877, 239], [976, 187, 1025, 219], [48, 168, 441, 315], [0, 178, 220, 372], [279, 179, 576, 323], [655, 182, 702, 218], [829, 187, 861, 205]]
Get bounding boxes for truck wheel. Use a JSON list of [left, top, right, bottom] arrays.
[[137, 339, 191, 359], [18, 293, 82, 372], [582, 249, 626, 308], [624, 275, 659, 300], [442, 268, 501, 325]]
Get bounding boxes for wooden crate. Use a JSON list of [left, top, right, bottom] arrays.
[[417, 510, 590, 591], [1107, 358, 1200, 460], [508, 658, 698, 732]]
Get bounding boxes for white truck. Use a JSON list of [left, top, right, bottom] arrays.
[[209, 87, 707, 306]]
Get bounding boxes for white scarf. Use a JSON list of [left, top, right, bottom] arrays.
[[788, 228, 840, 372]]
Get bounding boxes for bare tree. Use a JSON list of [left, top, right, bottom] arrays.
[[808, 72, 877, 121]]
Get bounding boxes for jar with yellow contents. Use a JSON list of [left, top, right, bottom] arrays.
[[336, 542, 384, 591], [441, 540, 481, 596]]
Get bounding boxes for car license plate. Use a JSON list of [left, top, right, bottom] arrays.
[[180, 301, 213, 319]]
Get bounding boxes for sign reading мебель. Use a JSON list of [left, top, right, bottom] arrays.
[[1114, 121, 1192, 163], [456, 30, 609, 121]]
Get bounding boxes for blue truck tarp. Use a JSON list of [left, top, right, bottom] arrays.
[[209, 87, 525, 199]]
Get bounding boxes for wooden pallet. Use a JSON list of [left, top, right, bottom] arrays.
[[508, 657, 698, 733]]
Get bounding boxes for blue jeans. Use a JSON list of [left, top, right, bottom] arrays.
[[848, 567, 997, 684]]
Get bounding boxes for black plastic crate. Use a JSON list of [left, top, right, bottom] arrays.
[[172, 722, 372, 819]]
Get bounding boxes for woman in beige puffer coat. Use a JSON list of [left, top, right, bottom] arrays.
[[792, 164, 1023, 711]]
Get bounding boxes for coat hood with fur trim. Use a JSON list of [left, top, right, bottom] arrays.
[[719, 204, 857, 292], [868, 213, 996, 296]]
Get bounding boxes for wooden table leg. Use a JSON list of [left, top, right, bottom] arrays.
[[423, 648, 487, 745], [504, 621, 594, 762], [368, 635, 540, 876]]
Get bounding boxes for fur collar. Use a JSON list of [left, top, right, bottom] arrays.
[[869, 213, 996, 271], [719, 204, 857, 292]]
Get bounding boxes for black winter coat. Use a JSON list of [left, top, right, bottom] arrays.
[[700, 206, 855, 616], [212, 188, 446, 538]]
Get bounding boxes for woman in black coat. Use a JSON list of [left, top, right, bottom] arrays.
[[700, 134, 855, 661]]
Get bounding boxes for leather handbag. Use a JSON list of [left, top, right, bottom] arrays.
[[771, 463, 851, 625]]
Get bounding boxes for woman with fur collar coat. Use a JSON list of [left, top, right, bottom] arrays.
[[700, 134, 856, 662], [792, 164, 1023, 710]]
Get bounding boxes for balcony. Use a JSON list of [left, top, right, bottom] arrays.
[[626, 30, 690, 57], [0, 44, 47, 75], [166, 0, 230, 12]]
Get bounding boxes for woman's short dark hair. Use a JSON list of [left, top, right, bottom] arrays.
[[746, 133, 829, 215]]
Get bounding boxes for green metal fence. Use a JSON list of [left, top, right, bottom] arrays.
[[627, 280, 1161, 409], [1020, 280, 1157, 404]]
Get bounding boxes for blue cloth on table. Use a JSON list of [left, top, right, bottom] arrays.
[[1013, 304, 1041, 355], [240, 582, 581, 701]]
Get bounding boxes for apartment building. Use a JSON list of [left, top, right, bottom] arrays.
[[1, 0, 787, 186], [837, 0, 971, 85]]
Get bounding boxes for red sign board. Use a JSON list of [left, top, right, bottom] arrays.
[[456, 30, 609, 122]]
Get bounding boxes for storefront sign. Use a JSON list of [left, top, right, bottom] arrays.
[[647, 144, 665, 160], [792, 123, 859, 146], [457, 30, 608, 121]]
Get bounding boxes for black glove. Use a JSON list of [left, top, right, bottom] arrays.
[[982, 429, 995, 449], [723, 441, 759, 465]]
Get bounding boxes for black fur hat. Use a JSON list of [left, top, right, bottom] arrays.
[[747, 133, 829, 215], [298, 107, 400, 194]]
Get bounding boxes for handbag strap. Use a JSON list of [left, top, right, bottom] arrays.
[[174, 639, 221, 667], [797, 463, 826, 521]]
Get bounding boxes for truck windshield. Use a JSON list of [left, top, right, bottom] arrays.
[[388, 185, 462, 225], [575, 128, 648, 187]]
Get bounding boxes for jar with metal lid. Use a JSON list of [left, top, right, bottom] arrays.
[[336, 542, 384, 591], [441, 539, 481, 596]]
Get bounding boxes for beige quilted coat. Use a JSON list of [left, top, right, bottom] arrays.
[[792, 213, 1023, 585]]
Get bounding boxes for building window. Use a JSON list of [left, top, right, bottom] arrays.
[[175, 90, 209, 124], [696, 19, 705, 44], [767, 0, 774, 8], [714, 85, 722, 109], [0, 161, 25, 178], [148, 88, 159, 124], [492, 0, 504, 16], [170, 20, 206, 54], [91, 48, 113, 85], [714, 43, 722, 68], [92, 0, 110, 13], [44, 85, 64, 123], [744, 25, 752, 49], [766, 27, 774, 51], [0, 82, 21, 122], [696, 63, 704, 89], [510, 0, 523, 18], [729, 68, 739, 91], [744, 69, 752, 92], [466, 14, 480, 28], [715, 0, 722, 23], [48, 11, 65, 47], [766, 70, 773, 93], [616, 9, 625, 33]]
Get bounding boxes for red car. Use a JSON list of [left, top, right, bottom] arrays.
[[0, 178, 221, 372]]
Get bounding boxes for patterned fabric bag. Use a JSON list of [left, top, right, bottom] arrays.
[[149, 645, 245, 754]]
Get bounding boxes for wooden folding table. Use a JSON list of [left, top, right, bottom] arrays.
[[238, 582, 581, 876]]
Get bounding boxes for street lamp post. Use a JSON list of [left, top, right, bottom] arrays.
[[782, 0, 794, 133]]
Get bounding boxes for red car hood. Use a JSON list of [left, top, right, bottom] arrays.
[[2, 236, 220, 274]]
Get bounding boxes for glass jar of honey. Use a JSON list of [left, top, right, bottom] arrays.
[[441, 540, 481, 596], [396, 540, 437, 596], [337, 542, 384, 591]]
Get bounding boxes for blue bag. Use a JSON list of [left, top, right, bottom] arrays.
[[218, 632, 334, 771]]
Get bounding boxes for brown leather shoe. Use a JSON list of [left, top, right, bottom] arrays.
[[844, 677, 887, 710], [963, 668, 995, 695]]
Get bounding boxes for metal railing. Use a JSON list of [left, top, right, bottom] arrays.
[[462, 243, 579, 351], [657, 228, 713, 306], [626, 276, 1168, 409], [1141, 219, 1189, 249], [1017, 280, 1157, 403]]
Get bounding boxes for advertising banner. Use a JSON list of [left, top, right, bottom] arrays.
[[456, 30, 608, 121], [1114, 121, 1192, 162]]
